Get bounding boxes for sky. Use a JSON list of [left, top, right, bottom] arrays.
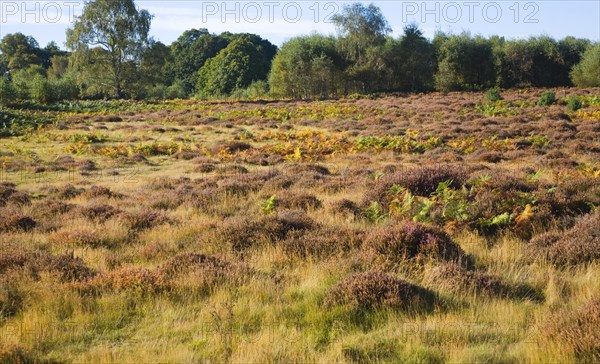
[[0, 1, 599, 48]]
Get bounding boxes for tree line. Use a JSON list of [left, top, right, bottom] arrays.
[[1, 0, 598, 104]]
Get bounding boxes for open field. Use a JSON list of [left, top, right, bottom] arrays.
[[1, 88, 599, 363]]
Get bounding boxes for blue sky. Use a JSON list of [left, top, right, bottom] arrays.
[[1, 1, 599, 48]]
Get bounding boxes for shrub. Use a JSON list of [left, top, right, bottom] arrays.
[[216, 216, 284, 252], [216, 210, 316, 253], [84, 185, 124, 199], [53, 77, 79, 101], [284, 163, 330, 176], [425, 263, 504, 294], [0, 343, 38, 363], [567, 97, 582, 112], [41, 253, 95, 282], [0, 252, 94, 282], [216, 164, 249, 175], [328, 199, 360, 216], [364, 165, 467, 214], [363, 220, 465, 265], [486, 87, 502, 102], [0, 274, 24, 319], [528, 210, 600, 265], [422, 262, 542, 301], [280, 227, 363, 259], [0, 253, 29, 274], [28, 76, 77, 103], [278, 193, 323, 210], [230, 80, 269, 99], [218, 141, 252, 154], [542, 297, 600, 361], [535, 177, 600, 217], [194, 162, 217, 173], [35, 200, 75, 219], [159, 252, 250, 288], [119, 210, 170, 231], [538, 91, 556, 106], [49, 227, 106, 248], [146, 84, 167, 99], [77, 203, 120, 222], [159, 253, 228, 277], [79, 267, 167, 295], [0, 183, 29, 207], [29, 75, 52, 103], [476, 151, 504, 163], [52, 184, 85, 199], [165, 80, 188, 99], [0, 214, 36, 232], [277, 209, 316, 232], [325, 271, 436, 310]]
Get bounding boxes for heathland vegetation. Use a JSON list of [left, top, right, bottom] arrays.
[[0, 0, 599, 363]]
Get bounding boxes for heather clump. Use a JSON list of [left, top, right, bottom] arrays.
[[325, 271, 436, 310], [363, 220, 465, 265]]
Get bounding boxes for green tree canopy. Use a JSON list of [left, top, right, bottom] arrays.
[[332, 2, 391, 93], [435, 33, 496, 91], [0, 33, 42, 71], [397, 24, 435, 92], [196, 35, 276, 97], [571, 44, 600, 87], [140, 41, 173, 87], [66, 0, 152, 98], [168, 29, 229, 95], [269, 34, 343, 99]]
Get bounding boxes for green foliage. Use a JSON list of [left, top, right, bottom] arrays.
[[165, 80, 188, 100], [0, 33, 42, 71], [197, 35, 277, 98], [528, 134, 550, 147], [269, 35, 343, 99], [29, 75, 52, 103], [230, 80, 269, 100], [486, 87, 503, 102], [430, 180, 470, 222], [333, 3, 392, 94], [499, 40, 535, 88], [0, 107, 51, 137], [435, 33, 496, 91], [0, 3, 595, 103], [25, 75, 78, 104], [396, 24, 435, 92], [355, 134, 442, 153], [11, 64, 46, 99], [475, 101, 518, 117], [260, 195, 278, 215], [567, 96, 583, 112], [145, 84, 167, 100], [479, 212, 512, 229], [0, 79, 17, 105], [168, 29, 229, 94], [571, 44, 600, 87], [136, 41, 174, 97], [538, 91, 557, 106], [66, 0, 152, 98], [363, 202, 386, 223], [497, 37, 589, 88]]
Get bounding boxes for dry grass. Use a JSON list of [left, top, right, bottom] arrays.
[[0, 89, 599, 362]]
